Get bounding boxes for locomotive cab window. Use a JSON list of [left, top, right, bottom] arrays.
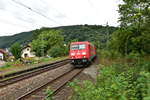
[[71, 44, 85, 50], [71, 45, 78, 50], [79, 44, 85, 49]]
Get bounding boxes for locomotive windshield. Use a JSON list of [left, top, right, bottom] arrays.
[[71, 44, 85, 50]]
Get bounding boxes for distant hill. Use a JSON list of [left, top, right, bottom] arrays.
[[0, 25, 117, 49], [0, 31, 33, 48]]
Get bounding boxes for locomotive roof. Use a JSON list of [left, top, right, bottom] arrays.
[[70, 41, 89, 44], [70, 41, 95, 47]]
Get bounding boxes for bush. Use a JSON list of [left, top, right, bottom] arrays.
[[99, 49, 122, 58], [10, 43, 22, 60], [1, 63, 12, 68], [45, 87, 53, 100], [69, 61, 150, 100], [47, 45, 68, 57], [22, 57, 38, 64]]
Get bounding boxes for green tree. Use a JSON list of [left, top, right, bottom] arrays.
[[32, 27, 50, 40], [31, 30, 66, 57], [47, 44, 68, 57], [109, 0, 150, 55], [119, 0, 150, 28], [31, 39, 47, 57], [10, 43, 22, 60]]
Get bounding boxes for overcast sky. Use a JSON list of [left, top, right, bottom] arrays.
[[0, 0, 121, 36]]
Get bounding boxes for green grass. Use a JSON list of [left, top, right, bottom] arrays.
[[0, 56, 67, 77], [45, 87, 53, 100], [0, 63, 15, 69]]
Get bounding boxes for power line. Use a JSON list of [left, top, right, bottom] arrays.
[[39, 0, 72, 23], [12, 0, 63, 25], [87, 0, 95, 7], [39, 0, 65, 17]]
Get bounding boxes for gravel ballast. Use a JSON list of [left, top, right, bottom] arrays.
[[54, 61, 99, 100], [0, 64, 73, 100]]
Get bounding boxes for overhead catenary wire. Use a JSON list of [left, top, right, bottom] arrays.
[[11, 0, 71, 56], [87, 0, 95, 7], [39, 0, 65, 17], [39, 0, 72, 23], [12, 0, 63, 26]]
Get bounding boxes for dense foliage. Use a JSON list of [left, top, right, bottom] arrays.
[[47, 44, 68, 57], [69, 60, 150, 100], [31, 25, 117, 57], [109, 0, 150, 55], [0, 31, 32, 48], [31, 30, 67, 57], [32, 25, 117, 49], [10, 43, 22, 60], [0, 25, 117, 49]]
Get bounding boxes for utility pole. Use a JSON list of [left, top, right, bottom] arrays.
[[41, 34, 44, 57], [106, 22, 109, 50]]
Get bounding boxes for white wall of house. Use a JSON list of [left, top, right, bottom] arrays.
[[21, 47, 35, 58], [0, 52, 4, 60]]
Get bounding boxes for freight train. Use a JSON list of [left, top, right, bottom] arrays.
[[69, 41, 96, 66]]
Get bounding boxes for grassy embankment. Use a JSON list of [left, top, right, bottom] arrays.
[[0, 56, 67, 76]]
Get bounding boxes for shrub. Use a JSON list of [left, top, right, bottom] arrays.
[[0, 62, 14, 69], [45, 87, 53, 100], [47, 45, 68, 58], [22, 57, 38, 64], [10, 43, 22, 60], [69, 61, 150, 100], [99, 49, 122, 58]]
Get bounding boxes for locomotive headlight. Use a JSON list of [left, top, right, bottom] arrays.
[[82, 52, 86, 55], [71, 53, 75, 56], [83, 56, 86, 58]]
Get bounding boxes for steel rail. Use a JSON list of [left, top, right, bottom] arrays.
[[16, 68, 84, 100], [0, 59, 69, 87]]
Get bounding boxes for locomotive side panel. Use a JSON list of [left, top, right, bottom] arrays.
[[89, 43, 96, 61]]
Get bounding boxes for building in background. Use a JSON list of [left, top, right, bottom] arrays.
[[0, 49, 7, 60], [21, 45, 35, 58]]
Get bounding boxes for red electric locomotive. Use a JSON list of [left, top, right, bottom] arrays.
[[69, 41, 96, 66]]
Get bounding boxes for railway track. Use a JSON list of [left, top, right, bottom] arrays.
[[0, 59, 69, 87], [16, 68, 83, 100]]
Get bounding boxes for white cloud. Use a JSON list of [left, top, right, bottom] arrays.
[[0, 0, 121, 36]]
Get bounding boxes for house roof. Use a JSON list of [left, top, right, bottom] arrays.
[[22, 44, 31, 50], [0, 49, 7, 54]]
